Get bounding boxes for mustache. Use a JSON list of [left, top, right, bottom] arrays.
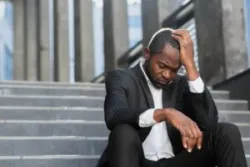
[[152, 80, 172, 88], [157, 80, 172, 85]]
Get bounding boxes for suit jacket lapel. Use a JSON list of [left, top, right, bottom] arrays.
[[138, 80, 154, 108], [162, 83, 174, 108], [131, 64, 154, 108]]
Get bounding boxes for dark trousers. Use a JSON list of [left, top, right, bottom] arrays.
[[107, 123, 247, 167]]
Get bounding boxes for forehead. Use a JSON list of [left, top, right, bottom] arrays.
[[157, 43, 180, 63]]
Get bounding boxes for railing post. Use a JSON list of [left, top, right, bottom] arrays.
[[141, 0, 180, 47], [74, 0, 95, 82], [103, 0, 129, 73], [195, 0, 249, 85]]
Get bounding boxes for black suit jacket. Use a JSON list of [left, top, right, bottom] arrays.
[[96, 64, 218, 167]]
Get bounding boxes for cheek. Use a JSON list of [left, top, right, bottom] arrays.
[[151, 68, 162, 79], [148, 66, 156, 79], [148, 60, 161, 79], [169, 71, 177, 80]]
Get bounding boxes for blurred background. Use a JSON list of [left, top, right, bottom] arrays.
[[0, 1, 250, 166], [0, 0, 250, 86]]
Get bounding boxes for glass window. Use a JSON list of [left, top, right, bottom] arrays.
[[127, 1, 142, 47], [4, 44, 12, 80], [0, 1, 13, 81], [244, 0, 250, 66]]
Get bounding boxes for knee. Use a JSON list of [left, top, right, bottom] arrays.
[[109, 124, 141, 146], [216, 122, 241, 139]]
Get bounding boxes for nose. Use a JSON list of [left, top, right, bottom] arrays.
[[162, 70, 172, 80]]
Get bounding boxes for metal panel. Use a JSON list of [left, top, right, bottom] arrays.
[[244, 0, 250, 66], [0, 39, 4, 80]]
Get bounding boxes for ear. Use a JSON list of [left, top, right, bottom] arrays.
[[144, 48, 150, 60]]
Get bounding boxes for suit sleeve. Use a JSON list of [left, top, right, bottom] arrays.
[[182, 76, 218, 131], [104, 71, 148, 130]]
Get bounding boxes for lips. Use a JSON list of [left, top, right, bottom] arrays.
[[158, 78, 174, 85], [158, 80, 169, 85]]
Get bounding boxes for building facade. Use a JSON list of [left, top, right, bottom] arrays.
[[0, 0, 250, 83]]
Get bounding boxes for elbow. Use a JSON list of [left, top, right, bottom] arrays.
[[104, 111, 116, 131], [106, 121, 114, 131], [105, 117, 114, 131], [209, 105, 219, 123], [212, 113, 219, 123], [104, 105, 123, 130]]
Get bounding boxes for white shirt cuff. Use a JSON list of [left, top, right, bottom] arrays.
[[139, 109, 157, 127], [188, 76, 205, 93]]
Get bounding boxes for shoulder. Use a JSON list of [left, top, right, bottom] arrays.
[[173, 74, 188, 86], [105, 68, 135, 90], [170, 74, 189, 93], [105, 68, 133, 81]]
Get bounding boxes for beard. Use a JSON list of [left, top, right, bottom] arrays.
[[143, 60, 167, 89], [150, 78, 167, 89]]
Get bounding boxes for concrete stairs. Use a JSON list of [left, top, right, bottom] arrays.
[[0, 81, 249, 167]]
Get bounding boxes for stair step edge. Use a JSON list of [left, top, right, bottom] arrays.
[[0, 154, 100, 160]]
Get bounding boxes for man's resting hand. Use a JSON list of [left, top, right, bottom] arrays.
[[153, 108, 203, 152]]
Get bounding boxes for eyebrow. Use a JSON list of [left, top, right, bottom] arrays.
[[159, 60, 179, 71]]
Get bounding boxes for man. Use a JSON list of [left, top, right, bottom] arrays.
[[96, 28, 247, 167]]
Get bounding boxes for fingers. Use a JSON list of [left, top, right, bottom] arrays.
[[186, 125, 197, 152], [181, 126, 195, 151], [191, 122, 203, 149], [171, 34, 183, 46], [172, 29, 186, 36], [197, 132, 203, 150], [187, 137, 196, 153], [181, 130, 188, 149], [172, 29, 189, 38], [168, 109, 202, 153], [172, 29, 193, 44], [180, 121, 203, 153]]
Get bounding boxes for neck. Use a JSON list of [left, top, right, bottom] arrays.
[[143, 60, 150, 78]]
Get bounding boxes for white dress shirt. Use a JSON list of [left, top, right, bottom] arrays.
[[138, 60, 205, 161]]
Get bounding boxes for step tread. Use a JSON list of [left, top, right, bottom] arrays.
[[0, 95, 104, 99], [219, 110, 250, 114], [0, 136, 248, 141], [0, 85, 105, 90], [0, 81, 104, 86], [0, 106, 248, 113], [0, 154, 248, 160], [0, 120, 248, 125], [215, 99, 248, 103], [0, 107, 248, 114], [0, 84, 104, 89], [0, 136, 108, 140], [0, 120, 105, 124], [0, 95, 247, 103], [0, 85, 224, 92], [0, 106, 102, 111], [0, 154, 100, 160]]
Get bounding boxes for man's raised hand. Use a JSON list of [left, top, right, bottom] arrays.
[[171, 29, 199, 81], [171, 29, 194, 68]]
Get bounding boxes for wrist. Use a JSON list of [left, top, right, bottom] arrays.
[[183, 61, 196, 69], [163, 108, 172, 121], [185, 64, 199, 81], [153, 109, 167, 122]]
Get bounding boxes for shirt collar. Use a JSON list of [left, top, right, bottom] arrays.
[[139, 60, 156, 88]]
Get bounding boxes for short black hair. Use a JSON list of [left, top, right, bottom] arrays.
[[148, 28, 180, 55]]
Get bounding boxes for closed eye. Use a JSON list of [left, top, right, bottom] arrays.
[[158, 63, 166, 69]]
